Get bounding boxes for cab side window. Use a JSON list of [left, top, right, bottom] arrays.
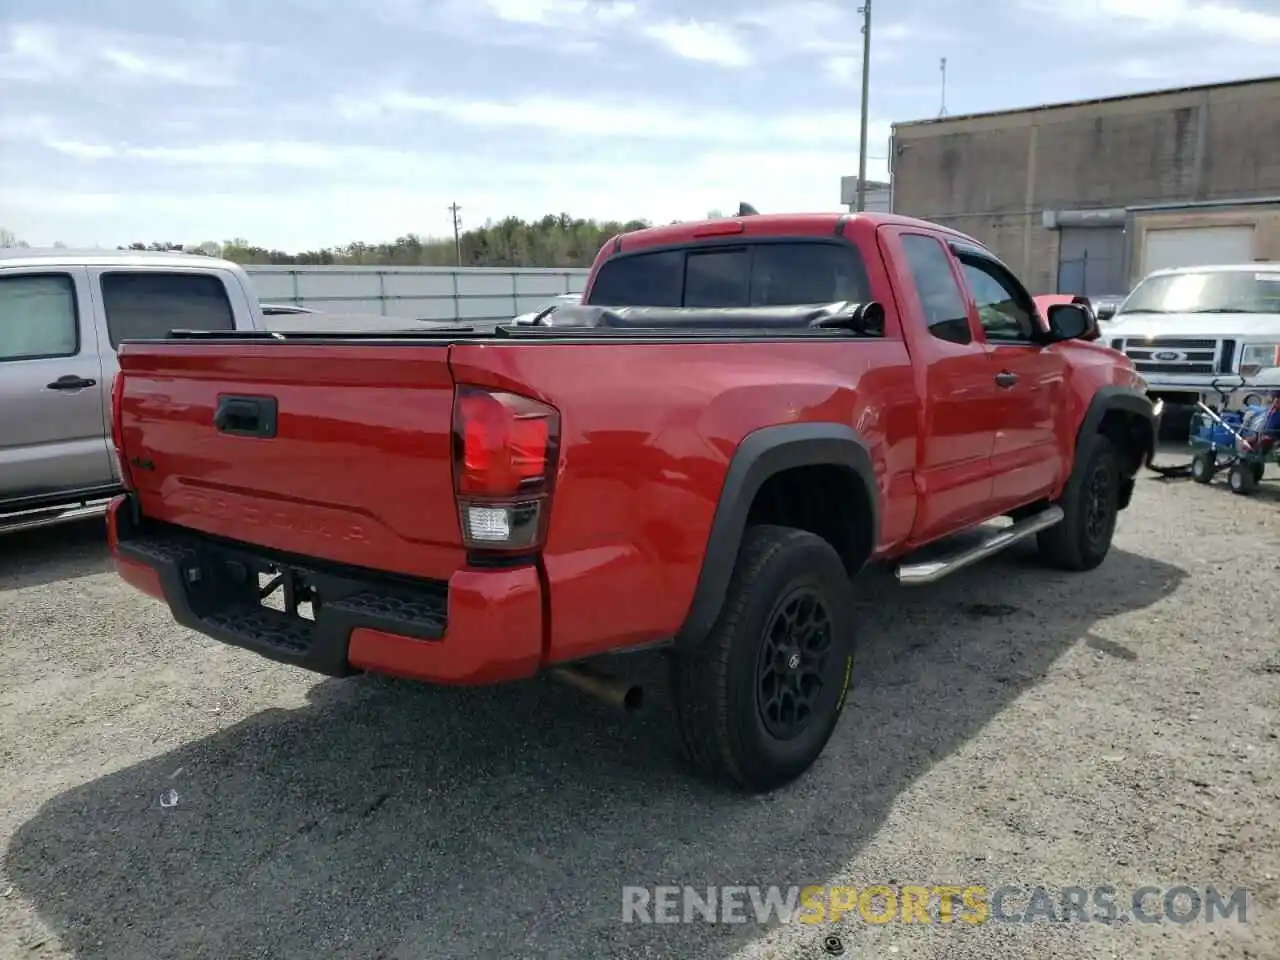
[[957, 256, 1036, 342], [900, 234, 971, 345], [0, 273, 79, 362], [100, 272, 235, 348]]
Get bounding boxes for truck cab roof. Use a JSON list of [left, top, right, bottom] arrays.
[[0, 248, 243, 272], [609, 211, 985, 256]]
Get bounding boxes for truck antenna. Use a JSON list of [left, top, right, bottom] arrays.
[[938, 57, 949, 118]]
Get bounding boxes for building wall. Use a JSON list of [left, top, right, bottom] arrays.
[[243, 265, 589, 321], [889, 77, 1280, 293]]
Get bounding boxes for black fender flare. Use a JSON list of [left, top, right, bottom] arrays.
[[676, 422, 879, 644], [1069, 386, 1158, 503]]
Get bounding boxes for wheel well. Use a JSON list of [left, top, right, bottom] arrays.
[[745, 464, 873, 576], [1098, 409, 1153, 510]]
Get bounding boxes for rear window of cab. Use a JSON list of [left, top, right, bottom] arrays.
[[585, 241, 871, 308]]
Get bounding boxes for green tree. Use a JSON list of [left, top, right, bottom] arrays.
[[119, 214, 653, 267]]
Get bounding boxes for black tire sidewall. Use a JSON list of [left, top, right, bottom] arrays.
[[1070, 434, 1121, 567], [1191, 453, 1213, 483], [1229, 464, 1257, 494], [722, 537, 854, 788]]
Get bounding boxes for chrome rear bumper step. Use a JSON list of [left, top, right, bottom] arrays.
[[895, 506, 1065, 586]]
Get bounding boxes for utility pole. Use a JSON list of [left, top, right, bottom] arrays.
[[448, 202, 462, 265], [855, 1, 872, 212]]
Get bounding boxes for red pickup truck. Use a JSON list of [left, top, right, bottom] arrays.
[[107, 212, 1158, 792]]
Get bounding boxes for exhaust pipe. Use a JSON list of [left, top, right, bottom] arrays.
[[550, 665, 644, 713]]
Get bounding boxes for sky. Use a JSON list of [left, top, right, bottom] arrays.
[[1, 0, 1278, 252]]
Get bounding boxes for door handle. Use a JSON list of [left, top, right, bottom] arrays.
[[995, 371, 1019, 389], [214, 394, 278, 437], [46, 375, 97, 391]]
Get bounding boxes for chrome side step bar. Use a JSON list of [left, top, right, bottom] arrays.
[[0, 500, 110, 537], [895, 506, 1065, 586]]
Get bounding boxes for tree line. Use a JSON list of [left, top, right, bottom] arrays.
[[4, 214, 685, 268]]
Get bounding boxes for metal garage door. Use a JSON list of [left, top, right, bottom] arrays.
[[1141, 226, 1256, 274], [1057, 226, 1126, 296]]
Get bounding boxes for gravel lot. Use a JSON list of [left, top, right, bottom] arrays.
[[1, 474, 1277, 960]]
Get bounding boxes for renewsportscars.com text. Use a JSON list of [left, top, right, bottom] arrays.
[[621, 884, 1249, 925]]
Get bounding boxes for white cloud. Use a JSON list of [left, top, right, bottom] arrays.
[[483, 0, 636, 26], [8, 129, 444, 178], [823, 56, 859, 85], [729, 1, 949, 79], [1021, 0, 1280, 43], [641, 20, 753, 68], [421, 0, 636, 49], [1, 140, 890, 250], [0, 22, 248, 86], [737, 1, 853, 53], [335, 89, 886, 150]]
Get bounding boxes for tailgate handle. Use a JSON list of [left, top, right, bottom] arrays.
[[214, 395, 278, 438]]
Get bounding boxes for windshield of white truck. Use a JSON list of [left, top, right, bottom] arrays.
[[1118, 270, 1280, 315]]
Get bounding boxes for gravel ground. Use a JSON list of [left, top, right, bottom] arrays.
[[0, 473, 1277, 960]]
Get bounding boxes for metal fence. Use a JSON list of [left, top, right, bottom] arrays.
[[244, 265, 591, 321]]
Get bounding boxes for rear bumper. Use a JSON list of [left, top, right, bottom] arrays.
[[107, 495, 543, 685]]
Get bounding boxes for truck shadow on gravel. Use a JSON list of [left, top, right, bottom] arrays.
[[0, 519, 111, 593], [7, 544, 1185, 960]]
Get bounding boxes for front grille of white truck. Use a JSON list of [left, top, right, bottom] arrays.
[[1111, 337, 1237, 376]]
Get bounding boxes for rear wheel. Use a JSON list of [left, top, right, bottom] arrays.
[[670, 525, 855, 793], [1038, 432, 1120, 571], [1228, 463, 1258, 495], [1190, 451, 1215, 484]]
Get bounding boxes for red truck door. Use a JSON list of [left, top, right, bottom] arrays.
[[951, 245, 1068, 509], [881, 227, 1000, 544]]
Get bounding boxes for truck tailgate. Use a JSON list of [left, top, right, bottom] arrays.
[[116, 342, 462, 579]]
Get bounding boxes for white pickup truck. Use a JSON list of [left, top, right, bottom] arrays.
[[0, 248, 425, 535], [1104, 263, 1280, 422]]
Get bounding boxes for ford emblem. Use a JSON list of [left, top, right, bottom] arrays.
[[1152, 350, 1184, 361]]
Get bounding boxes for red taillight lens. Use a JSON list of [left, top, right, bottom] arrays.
[[109, 373, 136, 492], [452, 385, 560, 551]]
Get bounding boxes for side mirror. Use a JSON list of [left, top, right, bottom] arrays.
[[1045, 303, 1093, 341], [1094, 301, 1118, 321]]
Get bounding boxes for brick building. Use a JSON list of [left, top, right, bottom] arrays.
[[887, 76, 1280, 296]]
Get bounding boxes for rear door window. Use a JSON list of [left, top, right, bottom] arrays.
[[100, 272, 235, 348], [900, 234, 972, 345], [586, 241, 870, 308]]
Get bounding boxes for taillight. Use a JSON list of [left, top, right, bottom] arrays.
[[452, 385, 560, 552], [110, 373, 136, 492]]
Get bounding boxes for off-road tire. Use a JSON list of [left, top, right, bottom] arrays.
[[1228, 462, 1258, 496], [1038, 432, 1121, 571], [670, 525, 856, 793], [1190, 451, 1215, 484]]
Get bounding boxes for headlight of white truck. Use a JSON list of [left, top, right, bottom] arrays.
[[1240, 342, 1280, 376]]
